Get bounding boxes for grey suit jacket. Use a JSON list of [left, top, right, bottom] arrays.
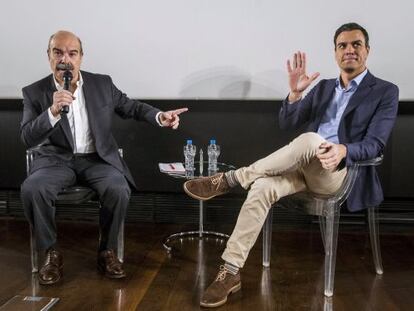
[[20, 70, 161, 189]]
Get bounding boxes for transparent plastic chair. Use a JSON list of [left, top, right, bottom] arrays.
[[262, 156, 384, 296]]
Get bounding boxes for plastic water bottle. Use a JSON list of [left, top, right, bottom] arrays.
[[208, 139, 220, 175], [183, 140, 196, 177]]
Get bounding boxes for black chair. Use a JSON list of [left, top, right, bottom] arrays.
[[262, 156, 384, 296], [26, 147, 125, 273]]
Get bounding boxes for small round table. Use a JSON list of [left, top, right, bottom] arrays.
[[161, 161, 236, 252]]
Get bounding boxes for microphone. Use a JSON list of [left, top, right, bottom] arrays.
[[56, 63, 73, 114]]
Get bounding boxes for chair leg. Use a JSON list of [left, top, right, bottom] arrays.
[[31, 273, 39, 297], [368, 206, 383, 275], [262, 209, 273, 268], [319, 215, 326, 252], [324, 209, 340, 297], [30, 226, 38, 273], [117, 221, 124, 263]]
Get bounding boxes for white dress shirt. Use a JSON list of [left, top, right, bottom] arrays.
[[49, 73, 96, 153]]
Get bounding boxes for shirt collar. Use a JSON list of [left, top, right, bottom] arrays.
[[335, 68, 368, 91], [53, 71, 83, 91]]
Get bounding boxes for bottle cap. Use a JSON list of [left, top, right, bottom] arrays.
[[210, 139, 216, 144], [186, 139, 192, 144]]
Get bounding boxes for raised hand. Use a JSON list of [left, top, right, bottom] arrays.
[[287, 51, 320, 102], [159, 107, 188, 129]]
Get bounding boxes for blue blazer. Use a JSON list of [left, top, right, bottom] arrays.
[[279, 71, 399, 211]]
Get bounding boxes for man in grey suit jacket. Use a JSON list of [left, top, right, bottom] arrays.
[[184, 23, 398, 308], [21, 30, 187, 285]]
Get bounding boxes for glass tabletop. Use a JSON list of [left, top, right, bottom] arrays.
[[163, 161, 236, 179]]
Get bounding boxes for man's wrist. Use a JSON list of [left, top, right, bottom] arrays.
[[48, 107, 61, 126], [155, 111, 163, 127], [339, 144, 347, 158], [50, 106, 59, 117], [288, 91, 302, 103]]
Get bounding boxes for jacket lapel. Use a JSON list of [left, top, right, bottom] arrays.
[[313, 79, 336, 130], [81, 72, 99, 141], [341, 71, 376, 119], [47, 75, 74, 150]]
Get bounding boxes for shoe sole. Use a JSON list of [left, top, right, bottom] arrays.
[[183, 182, 217, 201], [200, 282, 241, 308], [38, 266, 63, 285], [97, 263, 126, 279]]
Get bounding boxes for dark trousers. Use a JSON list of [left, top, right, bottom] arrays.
[[21, 154, 130, 252]]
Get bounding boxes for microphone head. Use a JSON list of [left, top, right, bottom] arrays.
[[56, 63, 74, 71], [63, 69, 73, 81]]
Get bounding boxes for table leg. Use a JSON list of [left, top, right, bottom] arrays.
[[162, 199, 229, 253], [199, 200, 203, 238]]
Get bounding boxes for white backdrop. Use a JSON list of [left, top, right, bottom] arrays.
[[1, 0, 413, 99]]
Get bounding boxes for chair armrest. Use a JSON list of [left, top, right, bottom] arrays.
[[333, 154, 384, 207], [354, 155, 383, 167], [26, 145, 42, 159], [26, 145, 44, 177]]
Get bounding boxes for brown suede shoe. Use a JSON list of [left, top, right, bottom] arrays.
[[97, 249, 126, 279], [38, 248, 63, 285], [183, 173, 230, 201], [200, 265, 241, 308]]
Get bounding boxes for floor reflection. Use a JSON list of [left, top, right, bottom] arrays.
[[260, 268, 275, 310], [115, 288, 125, 311]]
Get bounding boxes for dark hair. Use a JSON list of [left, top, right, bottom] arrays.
[[334, 23, 369, 48], [47, 31, 84, 55]]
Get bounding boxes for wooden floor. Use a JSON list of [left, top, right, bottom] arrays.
[[1, 218, 414, 310]]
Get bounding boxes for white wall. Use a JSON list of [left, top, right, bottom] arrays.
[[1, 0, 413, 99]]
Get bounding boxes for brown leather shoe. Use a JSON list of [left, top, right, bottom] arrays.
[[200, 265, 241, 308], [97, 249, 126, 279], [183, 173, 230, 201], [38, 248, 63, 285]]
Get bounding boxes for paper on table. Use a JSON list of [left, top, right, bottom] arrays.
[[158, 162, 186, 174]]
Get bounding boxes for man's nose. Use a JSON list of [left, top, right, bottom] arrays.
[[345, 45, 355, 53], [61, 52, 70, 63]]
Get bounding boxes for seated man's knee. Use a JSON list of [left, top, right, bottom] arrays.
[[104, 176, 131, 200], [294, 132, 325, 150], [21, 176, 49, 200]]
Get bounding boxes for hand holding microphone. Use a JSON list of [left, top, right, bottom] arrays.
[[51, 63, 74, 116]]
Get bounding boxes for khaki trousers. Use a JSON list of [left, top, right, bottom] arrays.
[[221, 132, 347, 268]]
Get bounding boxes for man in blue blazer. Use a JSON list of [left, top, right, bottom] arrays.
[[21, 30, 187, 285], [184, 23, 398, 308]]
